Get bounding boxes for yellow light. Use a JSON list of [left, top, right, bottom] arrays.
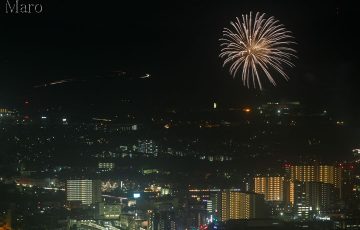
[[243, 107, 251, 113]]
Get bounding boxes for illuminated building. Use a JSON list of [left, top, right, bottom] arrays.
[[112, 124, 138, 131], [319, 165, 341, 188], [254, 176, 284, 202], [188, 189, 216, 202], [221, 190, 230, 221], [0, 108, 8, 113], [206, 199, 213, 213], [284, 179, 295, 207], [137, 139, 158, 156], [16, 177, 58, 188], [183, 203, 207, 229], [209, 192, 221, 214], [160, 188, 171, 196], [66, 180, 102, 205], [339, 163, 355, 202], [294, 181, 336, 219], [95, 203, 121, 220], [120, 213, 148, 230], [257, 101, 301, 116], [290, 165, 342, 196], [0, 108, 15, 115], [148, 211, 176, 230], [0, 108, 16, 118], [220, 190, 265, 221], [142, 169, 160, 175], [98, 162, 115, 171]]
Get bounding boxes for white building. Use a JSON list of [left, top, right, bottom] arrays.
[[66, 180, 102, 205]]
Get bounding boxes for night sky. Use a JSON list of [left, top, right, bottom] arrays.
[[1, 1, 359, 119]]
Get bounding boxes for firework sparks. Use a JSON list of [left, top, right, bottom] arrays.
[[219, 12, 296, 90]]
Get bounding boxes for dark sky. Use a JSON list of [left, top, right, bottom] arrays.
[[0, 0, 359, 118]]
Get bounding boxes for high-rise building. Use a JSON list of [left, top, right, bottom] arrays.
[[254, 176, 284, 202], [148, 211, 176, 230], [186, 203, 207, 229], [221, 190, 230, 221], [209, 192, 220, 214], [291, 165, 316, 182], [284, 179, 295, 207], [66, 180, 102, 205], [219, 190, 265, 221], [205, 191, 221, 222], [290, 165, 342, 196], [137, 139, 158, 156], [294, 181, 336, 219], [339, 163, 356, 202]]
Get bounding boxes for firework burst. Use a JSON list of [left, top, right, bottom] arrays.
[[219, 12, 296, 90]]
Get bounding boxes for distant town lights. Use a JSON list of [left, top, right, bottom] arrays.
[[243, 107, 251, 113]]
